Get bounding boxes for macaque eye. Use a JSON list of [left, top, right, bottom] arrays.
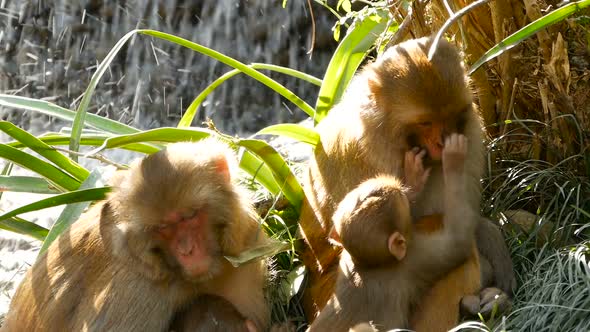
[[417, 122, 432, 127]]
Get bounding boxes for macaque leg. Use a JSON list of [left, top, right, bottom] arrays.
[[411, 246, 481, 332]]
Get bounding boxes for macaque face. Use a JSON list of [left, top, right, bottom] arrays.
[[115, 143, 237, 281], [406, 108, 470, 161]]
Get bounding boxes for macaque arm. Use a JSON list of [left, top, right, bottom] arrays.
[[407, 135, 477, 274]]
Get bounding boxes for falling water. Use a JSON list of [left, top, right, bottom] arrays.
[[0, 0, 337, 135]]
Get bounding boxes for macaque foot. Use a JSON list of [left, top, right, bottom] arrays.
[[460, 287, 513, 319]]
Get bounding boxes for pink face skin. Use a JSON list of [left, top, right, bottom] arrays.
[[156, 210, 211, 277]]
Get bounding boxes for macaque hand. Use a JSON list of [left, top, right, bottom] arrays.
[[404, 148, 431, 201], [442, 134, 467, 179]]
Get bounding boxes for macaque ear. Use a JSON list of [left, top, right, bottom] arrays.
[[367, 69, 383, 96], [213, 155, 231, 182], [388, 232, 407, 261]]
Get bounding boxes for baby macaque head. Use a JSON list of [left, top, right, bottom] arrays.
[[332, 176, 412, 267]]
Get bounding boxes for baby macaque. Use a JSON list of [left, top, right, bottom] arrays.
[[309, 134, 478, 331], [2, 139, 269, 332]]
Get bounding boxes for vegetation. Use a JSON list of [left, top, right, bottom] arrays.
[[1, 0, 590, 330]]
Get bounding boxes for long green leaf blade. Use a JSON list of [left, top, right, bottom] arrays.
[[0, 187, 110, 222], [39, 170, 104, 255], [314, 9, 389, 122], [469, 0, 590, 74], [237, 139, 303, 209], [254, 124, 320, 147], [0, 94, 139, 135], [88, 127, 214, 154], [0, 121, 89, 181], [138, 29, 315, 118], [8, 134, 160, 154], [238, 150, 281, 195], [0, 216, 48, 241], [0, 144, 80, 191], [0, 176, 61, 194], [178, 63, 321, 128], [70, 30, 140, 158]]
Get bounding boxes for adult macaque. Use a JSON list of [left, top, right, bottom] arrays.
[[169, 294, 256, 332], [309, 135, 480, 331], [2, 139, 269, 332], [299, 36, 515, 322]]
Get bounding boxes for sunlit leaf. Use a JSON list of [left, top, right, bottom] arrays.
[[0, 121, 89, 181], [0, 144, 80, 191], [315, 9, 389, 122], [225, 240, 291, 267], [469, 0, 590, 74]]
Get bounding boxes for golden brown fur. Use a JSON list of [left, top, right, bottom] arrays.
[[2, 139, 269, 332], [299, 36, 513, 326], [310, 157, 479, 331]]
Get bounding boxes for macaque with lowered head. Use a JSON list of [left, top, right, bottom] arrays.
[[308, 134, 479, 331], [299, 36, 515, 324], [2, 139, 269, 332]]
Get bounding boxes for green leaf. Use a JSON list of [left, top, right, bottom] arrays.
[[0, 176, 60, 194], [138, 29, 315, 118], [224, 240, 291, 267], [39, 170, 104, 255], [254, 124, 320, 147], [238, 150, 281, 195], [315, 9, 389, 122], [87, 127, 214, 155], [8, 134, 160, 154], [0, 162, 14, 201], [0, 216, 48, 241], [178, 63, 321, 127], [0, 144, 80, 191], [0, 187, 110, 222], [0, 121, 89, 181], [469, 0, 590, 74], [341, 0, 352, 13], [0, 94, 139, 135], [237, 139, 303, 209], [70, 30, 140, 159]]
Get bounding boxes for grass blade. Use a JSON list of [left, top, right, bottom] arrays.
[[314, 9, 389, 122], [39, 170, 104, 255], [237, 139, 303, 209], [0, 94, 139, 135], [469, 0, 590, 74], [0, 121, 89, 181], [0, 144, 80, 191], [0, 176, 61, 194], [0, 187, 110, 222], [254, 124, 320, 147], [0, 162, 14, 201], [0, 216, 48, 241]]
